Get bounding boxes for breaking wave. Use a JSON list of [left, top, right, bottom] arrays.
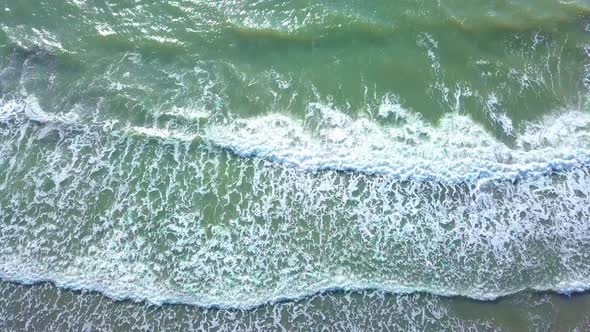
[[2, 270, 590, 310], [206, 100, 590, 183], [1, 95, 590, 310]]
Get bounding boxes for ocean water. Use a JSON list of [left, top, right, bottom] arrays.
[[1, 0, 590, 330]]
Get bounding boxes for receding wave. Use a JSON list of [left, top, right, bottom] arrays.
[[2, 271, 590, 310]]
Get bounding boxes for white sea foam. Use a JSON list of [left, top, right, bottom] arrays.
[[205, 101, 590, 183], [2, 96, 590, 311], [0, 281, 509, 332], [128, 126, 197, 142], [2, 265, 590, 310], [0, 94, 79, 125]]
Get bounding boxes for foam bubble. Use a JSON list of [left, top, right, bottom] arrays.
[[128, 126, 197, 142]]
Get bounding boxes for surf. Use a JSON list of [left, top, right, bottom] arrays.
[[2, 95, 590, 312], [205, 100, 590, 184]]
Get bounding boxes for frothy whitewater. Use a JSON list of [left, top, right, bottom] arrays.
[[1, 93, 590, 309], [1, 0, 590, 329], [207, 100, 590, 183]]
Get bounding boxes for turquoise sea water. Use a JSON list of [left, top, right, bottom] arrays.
[[1, 1, 590, 330]]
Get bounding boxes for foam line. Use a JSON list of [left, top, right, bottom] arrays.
[[2, 96, 590, 312], [205, 102, 590, 184], [1, 271, 590, 310]]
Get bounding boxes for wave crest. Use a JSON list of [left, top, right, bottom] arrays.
[[206, 101, 590, 183]]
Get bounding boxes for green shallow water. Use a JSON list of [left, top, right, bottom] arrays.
[[1, 0, 590, 330]]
